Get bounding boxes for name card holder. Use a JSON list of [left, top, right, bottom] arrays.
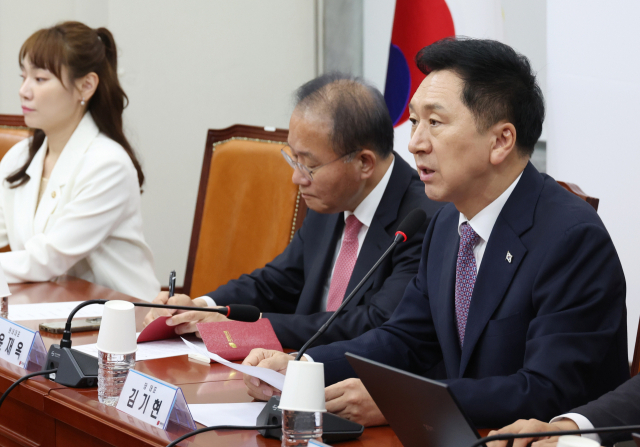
[[116, 369, 196, 431], [0, 317, 47, 372]]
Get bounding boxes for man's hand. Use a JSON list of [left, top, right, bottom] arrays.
[[325, 378, 387, 427], [142, 292, 206, 328], [242, 349, 301, 400], [487, 418, 581, 447], [166, 309, 229, 336]]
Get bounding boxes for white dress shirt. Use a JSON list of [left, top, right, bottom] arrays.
[[457, 172, 523, 271], [551, 414, 600, 443], [201, 156, 395, 309]]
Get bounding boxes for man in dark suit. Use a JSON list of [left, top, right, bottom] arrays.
[[487, 374, 640, 446], [143, 73, 441, 349], [242, 38, 629, 428]]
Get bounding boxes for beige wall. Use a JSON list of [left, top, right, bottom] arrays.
[[0, 0, 317, 287]]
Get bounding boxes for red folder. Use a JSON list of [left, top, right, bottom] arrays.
[[196, 319, 283, 361]]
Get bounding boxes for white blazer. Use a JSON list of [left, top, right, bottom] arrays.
[[0, 113, 160, 301]]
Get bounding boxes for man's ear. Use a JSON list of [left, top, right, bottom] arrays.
[[357, 149, 377, 179], [489, 122, 517, 166], [75, 72, 99, 103]]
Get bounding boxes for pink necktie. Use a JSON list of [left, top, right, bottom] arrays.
[[455, 222, 480, 347], [326, 215, 364, 312]]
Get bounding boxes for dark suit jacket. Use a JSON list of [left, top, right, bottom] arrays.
[[207, 154, 442, 349], [307, 162, 629, 428], [572, 374, 640, 446]]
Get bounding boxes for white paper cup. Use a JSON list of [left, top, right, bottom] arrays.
[[557, 435, 601, 447], [278, 360, 327, 412], [96, 300, 137, 355]]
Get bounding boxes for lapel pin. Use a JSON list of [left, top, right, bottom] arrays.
[[506, 251, 513, 263]]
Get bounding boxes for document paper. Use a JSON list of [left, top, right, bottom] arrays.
[[181, 338, 286, 390], [73, 337, 208, 361], [188, 402, 267, 427], [8, 301, 104, 321]]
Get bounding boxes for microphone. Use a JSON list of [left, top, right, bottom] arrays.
[[46, 300, 261, 388], [469, 425, 640, 447], [294, 208, 427, 360], [256, 209, 427, 444]]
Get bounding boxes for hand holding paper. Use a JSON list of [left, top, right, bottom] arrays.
[[242, 348, 302, 401], [181, 338, 286, 391]]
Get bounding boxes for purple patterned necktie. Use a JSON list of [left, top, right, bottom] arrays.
[[455, 222, 480, 347]]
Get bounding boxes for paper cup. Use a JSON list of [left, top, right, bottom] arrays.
[[278, 360, 327, 412], [557, 435, 601, 447], [96, 300, 137, 355]]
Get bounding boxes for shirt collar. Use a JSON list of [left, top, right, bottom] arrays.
[[458, 171, 524, 242], [345, 155, 395, 228]]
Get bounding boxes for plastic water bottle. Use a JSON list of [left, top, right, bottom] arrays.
[[1, 296, 7, 319], [98, 350, 135, 406], [281, 409, 323, 446]]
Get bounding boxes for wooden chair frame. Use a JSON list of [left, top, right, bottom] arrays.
[[182, 124, 307, 296]]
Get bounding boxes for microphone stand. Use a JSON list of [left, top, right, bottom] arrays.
[[48, 299, 253, 387]]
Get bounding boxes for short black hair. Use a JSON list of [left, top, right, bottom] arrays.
[[294, 73, 394, 158], [416, 37, 544, 157]]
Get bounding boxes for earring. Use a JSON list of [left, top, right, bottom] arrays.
[[81, 98, 86, 106]]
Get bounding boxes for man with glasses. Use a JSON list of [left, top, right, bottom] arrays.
[[143, 73, 442, 349]]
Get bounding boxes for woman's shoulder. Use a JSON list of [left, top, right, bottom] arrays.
[[84, 134, 136, 168]]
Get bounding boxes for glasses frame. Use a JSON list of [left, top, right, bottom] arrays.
[[280, 146, 360, 182]]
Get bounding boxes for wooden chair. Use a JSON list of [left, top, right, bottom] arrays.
[[182, 124, 307, 298], [557, 181, 599, 211], [0, 114, 29, 161]]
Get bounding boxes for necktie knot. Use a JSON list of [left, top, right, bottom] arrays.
[[344, 215, 363, 242], [459, 222, 479, 250]]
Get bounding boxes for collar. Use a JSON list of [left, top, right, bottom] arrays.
[[458, 171, 524, 241], [26, 113, 100, 186], [345, 155, 395, 228]]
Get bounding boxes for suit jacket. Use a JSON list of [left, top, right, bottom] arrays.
[[572, 374, 640, 446], [207, 154, 442, 349], [307, 162, 629, 428], [0, 113, 160, 301]]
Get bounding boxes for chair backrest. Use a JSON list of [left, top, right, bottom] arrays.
[[183, 124, 307, 298], [0, 114, 30, 162], [557, 181, 599, 211]]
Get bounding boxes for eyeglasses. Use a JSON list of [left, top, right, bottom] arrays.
[[280, 146, 359, 182]]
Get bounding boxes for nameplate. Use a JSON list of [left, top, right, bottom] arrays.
[[0, 317, 47, 371], [116, 369, 196, 431]]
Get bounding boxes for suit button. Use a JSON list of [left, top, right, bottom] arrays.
[[51, 191, 56, 198]]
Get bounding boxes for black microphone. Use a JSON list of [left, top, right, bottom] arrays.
[[46, 300, 261, 388], [469, 425, 640, 447], [294, 208, 427, 360]]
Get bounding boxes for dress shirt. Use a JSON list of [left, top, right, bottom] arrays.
[[200, 157, 395, 310], [551, 414, 600, 443], [457, 172, 523, 271]]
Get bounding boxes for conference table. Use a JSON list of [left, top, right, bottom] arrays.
[[0, 277, 492, 446], [0, 277, 407, 447]]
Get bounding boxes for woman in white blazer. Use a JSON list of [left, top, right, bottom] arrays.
[[0, 22, 160, 301]]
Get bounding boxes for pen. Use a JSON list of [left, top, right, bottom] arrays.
[[168, 270, 176, 298]]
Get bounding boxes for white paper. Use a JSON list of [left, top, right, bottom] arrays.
[[0, 318, 37, 368], [188, 402, 266, 427], [8, 301, 103, 321], [181, 338, 286, 390], [73, 336, 207, 361]]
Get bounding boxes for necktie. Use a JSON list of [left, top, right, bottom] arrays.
[[326, 215, 363, 312], [455, 222, 480, 347]]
